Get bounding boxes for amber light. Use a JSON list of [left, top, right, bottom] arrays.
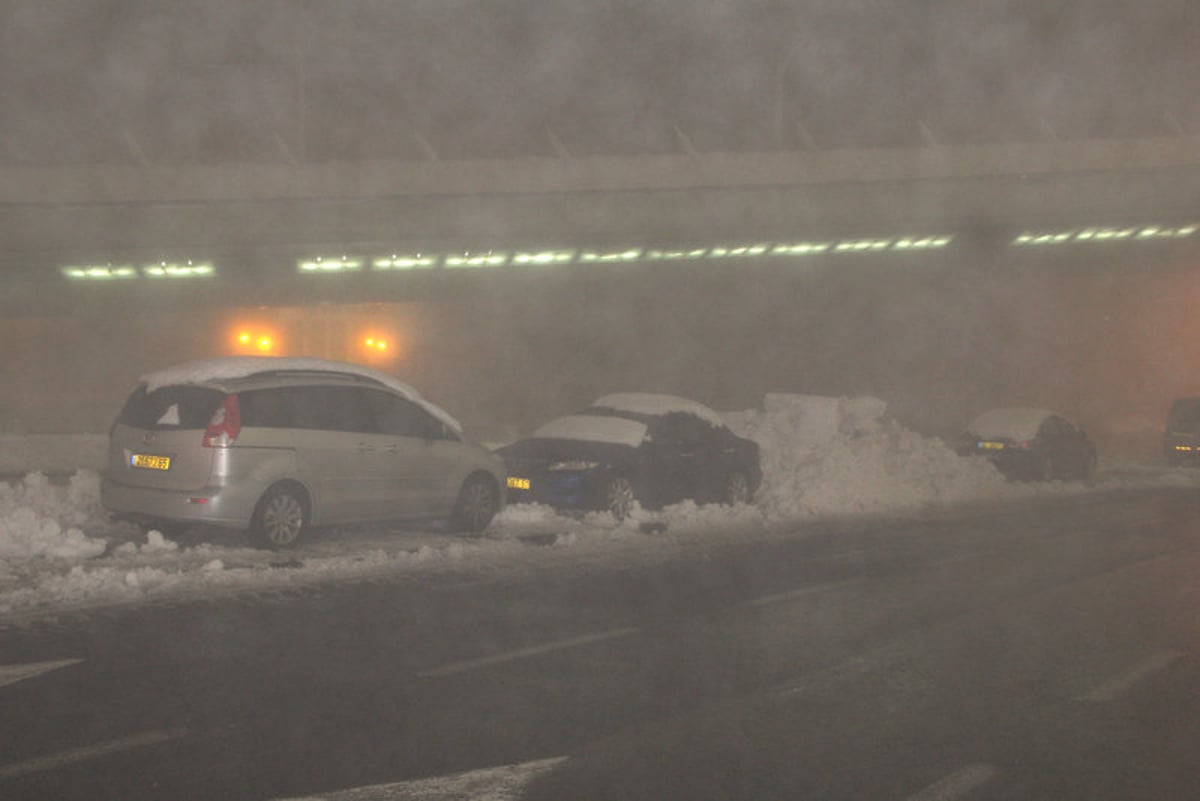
[[357, 330, 400, 364], [231, 326, 281, 355]]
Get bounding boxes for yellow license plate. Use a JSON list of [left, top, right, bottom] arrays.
[[507, 476, 530, 490], [977, 441, 1005, 451], [131, 453, 171, 470]]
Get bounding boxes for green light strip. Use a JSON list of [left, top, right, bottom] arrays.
[[444, 251, 508, 268], [62, 265, 137, 281], [143, 261, 215, 278], [1013, 224, 1198, 246], [372, 254, 437, 270], [63, 262, 217, 281], [59, 221, 1196, 283], [299, 256, 363, 272], [580, 249, 642, 263], [512, 250, 575, 266]]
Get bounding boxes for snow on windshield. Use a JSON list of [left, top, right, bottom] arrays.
[[531, 414, 648, 447], [140, 356, 462, 433], [591, 393, 725, 427], [966, 408, 1055, 441]]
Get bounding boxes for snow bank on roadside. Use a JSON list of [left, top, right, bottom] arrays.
[[0, 472, 106, 560], [0, 394, 1193, 620], [725, 393, 1013, 518]]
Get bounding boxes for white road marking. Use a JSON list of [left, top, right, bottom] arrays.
[[745, 578, 861, 608], [905, 764, 998, 801], [1081, 650, 1185, 702], [0, 658, 83, 689], [274, 756, 568, 800], [0, 727, 188, 781], [418, 627, 638, 678]]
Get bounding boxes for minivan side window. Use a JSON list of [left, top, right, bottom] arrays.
[[364, 389, 451, 440], [289, 386, 374, 433], [238, 388, 296, 428]]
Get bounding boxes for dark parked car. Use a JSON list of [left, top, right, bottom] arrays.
[[958, 407, 1097, 481], [1163, 397, 1200, 465], [496, 393, 761, 520]]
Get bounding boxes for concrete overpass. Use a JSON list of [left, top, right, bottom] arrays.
[[3, 135, 1200, 445], [2, 135, 1200, 316]]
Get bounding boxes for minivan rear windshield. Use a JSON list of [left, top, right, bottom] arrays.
[[116, 385, 225, 430]]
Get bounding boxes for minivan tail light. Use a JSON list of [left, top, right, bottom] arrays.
[[203, 395, 242, 448]]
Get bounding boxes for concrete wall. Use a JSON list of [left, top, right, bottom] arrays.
[[4, 135, 1200, 204]]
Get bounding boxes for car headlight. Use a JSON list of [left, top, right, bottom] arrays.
[[547, 460, 601, 472]]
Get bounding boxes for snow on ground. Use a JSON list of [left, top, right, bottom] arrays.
[[1, 394, 1195, 623]]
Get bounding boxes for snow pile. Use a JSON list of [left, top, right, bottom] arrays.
[[728, 394, 1013, 518], [0, 471, 107, 560]]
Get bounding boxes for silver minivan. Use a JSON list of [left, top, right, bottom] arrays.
[[101, 357, 506, 547]]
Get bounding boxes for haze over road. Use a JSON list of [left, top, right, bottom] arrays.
[[2, 487, 1199, 800]]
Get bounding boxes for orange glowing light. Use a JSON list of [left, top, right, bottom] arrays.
[[229, 323, 282, 355], [358, 330, 398, 361], [363, 337, 389, 351]]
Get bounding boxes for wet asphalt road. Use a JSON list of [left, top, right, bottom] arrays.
[[3, 487, 1200, 800]]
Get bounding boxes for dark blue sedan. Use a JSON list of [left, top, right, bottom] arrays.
[[496, 394, 762, 520]]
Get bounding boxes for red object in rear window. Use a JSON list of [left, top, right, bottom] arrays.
[[202, 395, 242, 447]]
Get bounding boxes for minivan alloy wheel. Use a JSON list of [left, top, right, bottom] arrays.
[[254, 485, 307, 548]]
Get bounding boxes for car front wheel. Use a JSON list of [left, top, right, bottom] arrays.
[[603, 476, 636, 521], [724, 470, 753, 505], [1080, 450, 1098, 480], [1032, 453, 1054, 482]]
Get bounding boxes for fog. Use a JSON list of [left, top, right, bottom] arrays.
[[2, 1, 1199, 459], [3, 1, 1198, 161]]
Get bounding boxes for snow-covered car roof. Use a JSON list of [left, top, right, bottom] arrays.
[[966, 407, 1058, 441], [591, 393, 726, 427], [139, 356, 462, 432], [531, 414, 648, 447]]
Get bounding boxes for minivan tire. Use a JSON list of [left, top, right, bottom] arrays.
[[251, 483, 309, 549], [449, 474, 499, 534]]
